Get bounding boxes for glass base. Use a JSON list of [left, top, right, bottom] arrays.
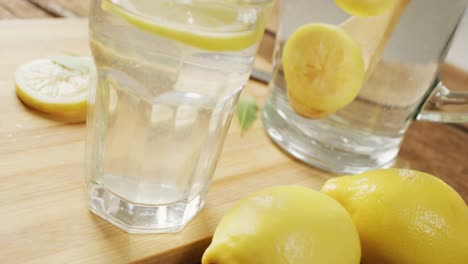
[[88, 183, 204, 234], [261, 103, 400, 175]]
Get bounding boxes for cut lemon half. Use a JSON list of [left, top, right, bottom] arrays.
[[282, 23, 365, 118], [102, 0, 269, 51], [335, 0, 396, 17], [15, 57, 92, 121]]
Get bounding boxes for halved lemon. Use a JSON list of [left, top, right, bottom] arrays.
[[15, 57, 92, 121], [102, 0, 270, 51]]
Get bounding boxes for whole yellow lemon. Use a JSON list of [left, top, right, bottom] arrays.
[[202, 186, 361, 264], [321, 168, 468, 264]]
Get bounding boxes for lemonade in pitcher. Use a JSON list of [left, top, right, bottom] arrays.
[[85, 0, 272, 233], [263, 0, 466, 174]]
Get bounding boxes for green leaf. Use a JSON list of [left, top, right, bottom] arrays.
[[236, 96, 258, 135], [50, 55, 90, 74]]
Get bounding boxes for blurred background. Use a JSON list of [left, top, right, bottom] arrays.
[[1, 0, 466, 122]]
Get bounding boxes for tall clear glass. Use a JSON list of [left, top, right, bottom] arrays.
[[262, 0, 468, 174], [86, 0, 272, 233]]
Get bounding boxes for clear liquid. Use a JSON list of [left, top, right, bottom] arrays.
[[86, 0, 270, 232], [89, 39, 247, 204], [263, 0, 466, 174]]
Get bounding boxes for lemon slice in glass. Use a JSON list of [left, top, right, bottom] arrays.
[[102, 0, 269, 51], [15, 57, 92, 121]]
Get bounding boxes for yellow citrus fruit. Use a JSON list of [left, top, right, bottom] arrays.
[[102, 0, 271, 51], [335, 0, 396, 17], [282, 23, 365, 118], [15, 57, 91, 121], [202, 186, 361, 264], [321, 169, 468, 264]]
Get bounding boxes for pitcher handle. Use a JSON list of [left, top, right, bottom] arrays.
[[416, 80, 468, 123]]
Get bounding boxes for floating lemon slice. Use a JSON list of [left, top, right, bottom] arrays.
[[335, 0, 396, 17], [15, 57, 91, 121], [282, 24, 365, 118], [283, 0, 409, 118], [102, 0, 268, 51]]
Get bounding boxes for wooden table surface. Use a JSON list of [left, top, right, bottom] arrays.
[[0, 1, 467, 263]]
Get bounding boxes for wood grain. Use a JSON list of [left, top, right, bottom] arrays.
[[0, 4, 14, 19], [28, 0, 90, 17], [0, 0, 49, 18]]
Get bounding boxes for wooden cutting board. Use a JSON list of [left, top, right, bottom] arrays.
[[0, 19, 467, 264], [0, 19, 332, 264]]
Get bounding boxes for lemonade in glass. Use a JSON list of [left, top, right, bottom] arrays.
[[85, 0, 272, 233]]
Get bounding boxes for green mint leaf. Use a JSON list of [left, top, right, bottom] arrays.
[[236, 96, 258, 135], [50, 55, 90, 74]]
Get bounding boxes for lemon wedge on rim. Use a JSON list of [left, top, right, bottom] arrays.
[[15, 57, 91, 121], [102, 0, 269, 51]]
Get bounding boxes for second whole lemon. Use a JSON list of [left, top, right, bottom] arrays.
[[202, 185, 361, 264], [321, 169, 468, 264]]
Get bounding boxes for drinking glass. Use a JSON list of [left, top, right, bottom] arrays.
[[262, 0, 468, 174], [85, 0, 272, 233]]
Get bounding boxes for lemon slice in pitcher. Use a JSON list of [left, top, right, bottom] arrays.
[[335, 0, 396, 17], [282, 24, 365, 118], [102, 0, 268, 51], [283, 0, 409, 118], [15, 57, 91, 121]]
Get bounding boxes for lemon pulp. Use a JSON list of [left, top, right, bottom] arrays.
[[15, 58, 91, 121]]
